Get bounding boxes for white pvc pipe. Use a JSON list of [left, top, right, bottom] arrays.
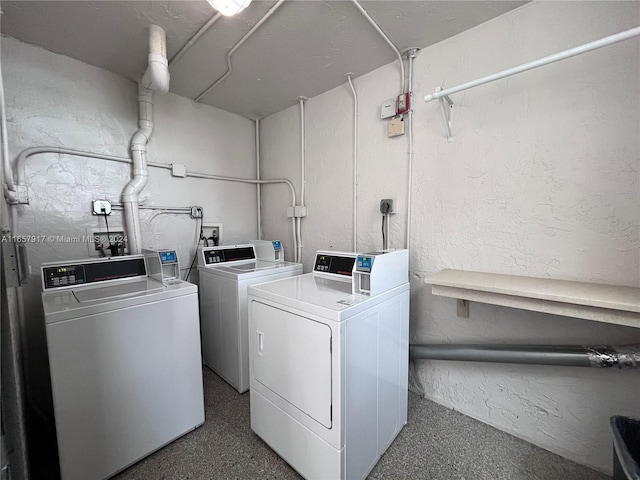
[[406, 51, 418, 254], [169, 13, 222, 68], [297, 97, 306, 264], [122, 83, 153, 254], [195, 0, 287, 102], [349, 0, 405, 95], [14, 146, 299, 257], [424, 26, 640, 102], [15, 146, 297, 204], [346, 74, 358, 253], [0, 31, 16, 200], [141, 25, 170, 94], [291, 217, 297, 263], [255, 119, 261, 240]]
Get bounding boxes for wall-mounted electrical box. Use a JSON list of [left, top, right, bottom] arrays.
[[86, 227, 127, 257], [388, 118, 405, 137], [380, 98, 397, 119], [396, 92, 411, 115], [92, 200, 111, 216], [380, 199, 395, 214], [202, 223, 223, 247], [172, 163, 187, 178], [190, 206, 203, 218]]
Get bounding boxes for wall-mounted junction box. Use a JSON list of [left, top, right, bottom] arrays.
[[380, 199, 395, 214], [86, 227, 127, 257], [92, 200, 111, 215], [201, 223, 223, 247], [388, 118, 405, 137], [381, 98, 397, 119]]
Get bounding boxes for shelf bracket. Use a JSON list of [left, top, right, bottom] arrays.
[[457, 299, 469, 318], [436, 86, 454, 143]]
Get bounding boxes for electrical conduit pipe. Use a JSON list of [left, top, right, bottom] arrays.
[[195, 0, 287, 102], [255, 119, 261, 241], [123, 25, 169, 254], [346, 74, 358, 252], [297, 97, 307, 264]]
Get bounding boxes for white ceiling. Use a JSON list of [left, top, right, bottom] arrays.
[[1, 0, 526, 119]]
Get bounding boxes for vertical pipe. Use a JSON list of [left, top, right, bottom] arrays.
[[297, 97, 307, 265], [122, 83, 153, 254], [299, 97, 306, 206], [255, 119, 261, 240], [0, 31, 16, 196], [405, 48, 419, 256], [347, 74, 358, 253]]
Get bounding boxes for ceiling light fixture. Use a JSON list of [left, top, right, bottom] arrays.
[[207, 0, 252, 17]]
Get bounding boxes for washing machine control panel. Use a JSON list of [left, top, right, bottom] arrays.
[[43, 265, 86, 289], [202, 246, 255, 265], [42, 256, 147, 290]]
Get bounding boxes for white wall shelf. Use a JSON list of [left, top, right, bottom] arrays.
[[425, 270, 640, 329]]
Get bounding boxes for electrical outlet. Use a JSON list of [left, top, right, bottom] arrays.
[[380, 199, 395, 214], [92, 200, 112, 215], [87, 228, 127, 257], [201, 223, 223, 246], [190, 206, 203, 218]]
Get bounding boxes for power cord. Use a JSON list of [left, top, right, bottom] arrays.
[[381, 214, 386, 249], [184, 217, 203, 282], [101, 208, 123, 257]]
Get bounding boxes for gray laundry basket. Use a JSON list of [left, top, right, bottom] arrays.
[[611, 416, 640, 480]]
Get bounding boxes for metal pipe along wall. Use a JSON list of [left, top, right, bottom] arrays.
[[410, 344, 640, 369]]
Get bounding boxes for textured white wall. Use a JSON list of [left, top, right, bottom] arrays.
[[3, 36, 257, 423], [261, 1, 640, 474]]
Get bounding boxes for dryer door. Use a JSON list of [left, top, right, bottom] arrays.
[[252, 301, 332, 428]]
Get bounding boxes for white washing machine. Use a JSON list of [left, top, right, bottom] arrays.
[[247, 250, 410, 480], [41, 254, 205, 480], [197, 243, 302, 393]]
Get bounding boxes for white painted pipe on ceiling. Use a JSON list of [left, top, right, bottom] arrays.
[[195, 0, 287, 102], [169, 13, 222, 68], [349, 0, 405, 95], [346, 74, 358, 253]]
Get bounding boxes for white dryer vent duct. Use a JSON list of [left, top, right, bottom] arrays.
[[123, 25, 169, 254], [141, 24, 170, 93]]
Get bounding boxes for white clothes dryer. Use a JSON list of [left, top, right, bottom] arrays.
[[248, 250, 409, 480]]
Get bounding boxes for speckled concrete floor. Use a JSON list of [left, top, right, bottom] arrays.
[[113, 368, 610, 480]]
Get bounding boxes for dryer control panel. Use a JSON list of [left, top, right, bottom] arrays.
[[41, 256, 147, 291], [313, 252, 357, 281]]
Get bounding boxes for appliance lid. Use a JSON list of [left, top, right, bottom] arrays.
[[73, 278, 164, 303]]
